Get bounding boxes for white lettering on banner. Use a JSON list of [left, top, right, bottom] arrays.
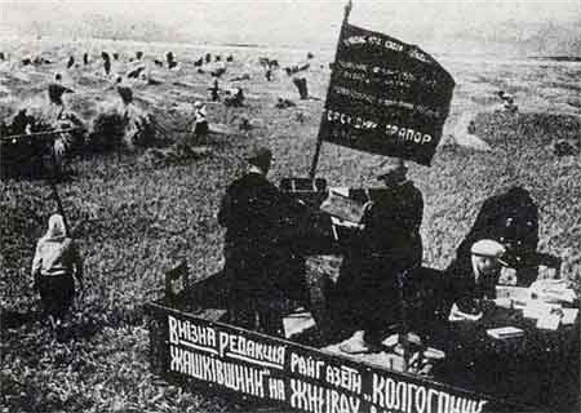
[[325, 109, 378, 131], [343, 35, 367, 47], [338, 69, 372, 84], [291, 353, 326, 380], [376, 98, 443, 119], [384, 39, 405, 52], [290, 378, 361, 413], [408, 49, 430, 63], [335, 60, 418, 85], [342, 34, 404, 53], [333, 86, 375, 104], [170, 345, 268, 398], [371, 373, 488, 413], [336, 60, 369, 72], [218, 331, 286, 369], [168, 315, 216, 348], [168, 315, 286, 370], [333, 87, 443, 120], [325, 365, 362, 395], [385, 124, 433, 145], [268, 377, 286, 401]]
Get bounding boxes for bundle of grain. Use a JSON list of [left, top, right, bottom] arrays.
[[90, 98, 156, 152], [1, 97, 86, 177]]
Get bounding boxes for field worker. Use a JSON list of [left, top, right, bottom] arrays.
[[332, 160, 424, 353], [31, 214, 83, 326], [48, 73, 74, 107], [116, 81, 134, 106], [101, 52, 111, 75], [218, 146, 308, 336], [209, 78, 220, 101], [192, 101, 209, 142]]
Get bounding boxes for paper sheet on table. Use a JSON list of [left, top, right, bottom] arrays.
[[561, 308, 579, 325], [536, 312, 561, 330], [529, 279, 577, 304], [522, 300, 561, 320], [487, 326, 524, 339]]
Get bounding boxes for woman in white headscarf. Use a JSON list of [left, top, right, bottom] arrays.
[[31, 214, 83, 323]]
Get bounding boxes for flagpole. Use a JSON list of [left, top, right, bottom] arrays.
[[309, 0, 352, 180]]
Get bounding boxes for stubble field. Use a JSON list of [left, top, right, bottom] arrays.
[[1, 36, 580, 412]]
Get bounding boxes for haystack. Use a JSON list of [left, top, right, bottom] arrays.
[[1, 96, 86, 177], [90, 98, 156, 152]]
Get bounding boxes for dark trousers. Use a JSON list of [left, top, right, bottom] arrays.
[[224, 249, 286, 337], [330, 257, 401, 342], [193, 121, 209, 142], [228, 288, 285, 337], [38, 274, 75, 319]]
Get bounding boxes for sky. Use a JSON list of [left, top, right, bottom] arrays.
[[2, 0, 580, 55]]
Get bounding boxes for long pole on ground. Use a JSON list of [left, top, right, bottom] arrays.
[[308, 0, 352, 180], [47, 137, 71, 235]]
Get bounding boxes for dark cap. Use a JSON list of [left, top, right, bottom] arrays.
[[246, 146, 273, 167], [377, 162, 408, 182]]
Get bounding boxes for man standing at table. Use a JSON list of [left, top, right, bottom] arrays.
[[218, 146, 307, 336], [333, 160, 424, 353]]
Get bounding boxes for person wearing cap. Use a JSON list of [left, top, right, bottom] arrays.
[[332, 160, 424, 353], [192, 101, 209, 142], [218, 146, 309, 336], [450, 186, 540, 286], [445, 239, 507, 321]]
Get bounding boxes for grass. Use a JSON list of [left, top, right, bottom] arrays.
[[1, 37, 581, 412]]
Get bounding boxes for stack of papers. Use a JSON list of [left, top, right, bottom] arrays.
[[529, 279, 577, 304], [487, 326, 524, 339], [521, 300, 579, 330], [561, 308, 579, 325], [320, 188, 368, 223], [522, 300, 561, 319], [495, 286, 530, 301]]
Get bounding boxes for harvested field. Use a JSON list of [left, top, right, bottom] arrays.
[[1, 36, 580, 412]]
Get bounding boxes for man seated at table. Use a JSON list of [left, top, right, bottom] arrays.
[[446, 239, 508, 321]]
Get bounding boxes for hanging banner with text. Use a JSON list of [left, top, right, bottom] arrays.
[[147, 304, 529, 413], [320, 23, 455, 166]]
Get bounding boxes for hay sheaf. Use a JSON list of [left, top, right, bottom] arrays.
[[1, 99, 87, 177], [1, 38, 580, 413], [89, 101, 157, 152]]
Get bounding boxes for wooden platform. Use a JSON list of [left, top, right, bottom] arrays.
[[282, 308, 431, 375]]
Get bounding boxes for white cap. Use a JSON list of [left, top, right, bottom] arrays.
[[471, 239, 506, 259]]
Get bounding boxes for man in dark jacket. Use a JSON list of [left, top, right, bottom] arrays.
[[333, 161, 424, 353], [218, 146, 308, 336]]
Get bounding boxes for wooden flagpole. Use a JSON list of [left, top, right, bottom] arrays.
[[308, 0, 352, 180]]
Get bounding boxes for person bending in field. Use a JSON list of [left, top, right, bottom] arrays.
[[31, 214, 83, 326], [192, 101, 209, 143]]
